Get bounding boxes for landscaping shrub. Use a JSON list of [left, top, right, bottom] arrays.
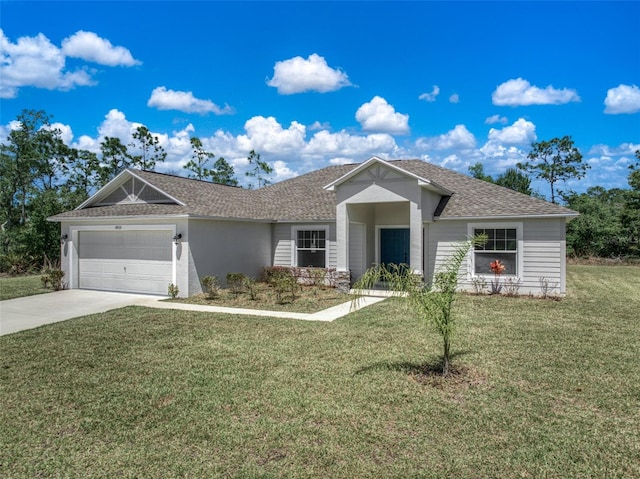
[[40, 268, 66, 291], [502, 277, 521, 296], [226, 272, 247, 298], [40, 258, 67, 291], [200, 276, 220, 299], [261, 266, 292, 284], [244, 276, 259, 301], [271, 269, 299, 304], [167, 283, 179, 299]]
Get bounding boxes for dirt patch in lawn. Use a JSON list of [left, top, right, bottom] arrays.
[[167, 283, 350, 314], [409, 363, 487, 390]]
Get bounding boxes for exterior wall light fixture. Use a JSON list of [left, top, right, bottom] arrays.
[[173, 233, 182, 245]]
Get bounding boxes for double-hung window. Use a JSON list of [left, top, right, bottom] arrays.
[[295, 229, 326, 267], [473, 227, 518, 275]]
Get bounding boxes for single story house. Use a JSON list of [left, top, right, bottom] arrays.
[[49, 156, 578, 297]]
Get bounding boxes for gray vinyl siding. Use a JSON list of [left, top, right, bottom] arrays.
[[427, 218, 567, 295], [272, 223, 293, 267], [328, 223, 337, 268], [272, 223, 337, 269], [521, 219, 565, 294], [426, 221, 468, 284]]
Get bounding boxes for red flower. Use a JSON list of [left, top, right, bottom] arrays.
[[490, 260, 506, 275]]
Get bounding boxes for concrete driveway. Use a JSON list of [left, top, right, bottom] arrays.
[[0, 290, 164, 336]]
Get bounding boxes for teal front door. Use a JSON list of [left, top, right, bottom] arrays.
[[380, 228, 410, 266]]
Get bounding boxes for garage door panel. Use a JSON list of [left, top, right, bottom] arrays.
[[78, 230, 173, 295]]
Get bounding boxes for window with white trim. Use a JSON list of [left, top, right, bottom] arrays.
[[473, 227, 518, 275], [296, 229, 326, 267]]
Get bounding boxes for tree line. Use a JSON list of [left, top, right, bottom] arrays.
[[0, 109, 272, 272], [469, 136, 639, 259]]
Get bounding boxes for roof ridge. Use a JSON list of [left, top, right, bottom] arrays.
[[130, 168, 247, 190]]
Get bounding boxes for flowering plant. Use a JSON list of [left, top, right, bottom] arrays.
[[490, 260, 506, 275], [489, 259, 505, 294]]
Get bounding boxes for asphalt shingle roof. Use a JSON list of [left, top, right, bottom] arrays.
[[49, 159, 577, 221]]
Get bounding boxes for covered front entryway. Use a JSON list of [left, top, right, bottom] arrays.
[[327, 157, 452, 284], [380, 228, 410, 266], [78, 230, 173, 295]]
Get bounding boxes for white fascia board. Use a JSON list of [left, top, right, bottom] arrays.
[[417, 179, 453, 195], [435, 213, 580, 221], [184, 215, 274, 223], [50, 214, 275, 224], [273, 219, 335, 224], [324, 156, 452, 195], [48, 214, 192, 223], [323, 156, 383, 191]]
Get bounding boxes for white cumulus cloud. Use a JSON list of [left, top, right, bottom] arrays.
[[0, 29, 94, 98], [485, 114, 508, 125], [236, 116, 307, 154], [487, 118, 536, 145], [61, 31, 140, 66], [492, 77, 580, 106], [355, 96, 410, 135], [0, 29, 139, 98], [604, 84, 640, 114], [419, 85, 440, 102], [266, 53, 352, 94], [272, 160, 298, 182], [147, 86, 234, 115], [417, 124, 476, 150], [449, 93, 459, 104], [305, 129, 397, 157]]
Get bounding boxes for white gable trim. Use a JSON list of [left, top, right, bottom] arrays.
[[323, 156, 452, 195], [76, 170, 186, 210]]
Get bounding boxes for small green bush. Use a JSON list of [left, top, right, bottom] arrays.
[[272, 270, 299, 304], [167, 283, 179, 299], [226, 272, 247, 298], [261, 266, 292, 284], [244, 276, 259, 301], [40, 258, 67, 291], [201, 276, 220, 299]]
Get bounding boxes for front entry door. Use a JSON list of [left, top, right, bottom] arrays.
[[380, 228, 410, 266]]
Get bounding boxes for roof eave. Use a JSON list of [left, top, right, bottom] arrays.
[[435, 212, 580, 221], [324, 156, 452, 195], [47, 213, 192, 223]]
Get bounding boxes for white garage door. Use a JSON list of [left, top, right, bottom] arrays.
[[79, 230, 173, 295]]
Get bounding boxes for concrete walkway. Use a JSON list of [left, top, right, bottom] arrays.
[[139, 295, 386, 322], [1, 290, 387, 336]]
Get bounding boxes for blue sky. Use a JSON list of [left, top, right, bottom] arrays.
[[1, 1, 639, 197]]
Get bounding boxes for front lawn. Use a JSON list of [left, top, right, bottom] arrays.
[[1, 265, 638, 478], [0, 274, 50, 301]]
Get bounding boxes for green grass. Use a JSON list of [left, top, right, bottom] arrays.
[[0, 274, 50, 301], [1, 265, 639, 478]]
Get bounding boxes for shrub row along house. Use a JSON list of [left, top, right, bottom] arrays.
[[49, 156, 578, 297]]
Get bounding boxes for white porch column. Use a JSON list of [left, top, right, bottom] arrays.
[[409, 202, 423, 275], [336, 202, 348, 271]]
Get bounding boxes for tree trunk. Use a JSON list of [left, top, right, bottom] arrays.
[[442, 336, 450, 377]]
